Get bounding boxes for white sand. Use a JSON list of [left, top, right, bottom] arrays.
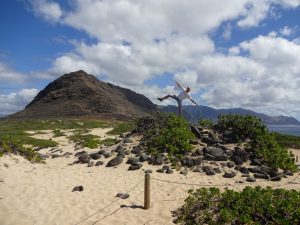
[[1, 128, 300, 225]]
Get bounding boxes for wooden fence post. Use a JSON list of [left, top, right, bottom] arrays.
[[144, 173, 150, 210]]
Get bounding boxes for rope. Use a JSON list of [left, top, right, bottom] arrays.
[[73, 179, 144, 225], [151, 177, 231, 187]]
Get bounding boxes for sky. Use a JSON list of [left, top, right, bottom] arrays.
[[1, 0, 300, 119]]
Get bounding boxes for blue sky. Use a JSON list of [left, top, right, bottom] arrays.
[[0, 0, 300, 119]]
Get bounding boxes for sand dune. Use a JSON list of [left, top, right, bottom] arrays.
[[1, 128, 300, 225]]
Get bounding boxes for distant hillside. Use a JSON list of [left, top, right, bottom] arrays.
[[8, 70, 156, 120], [162, 105, 300, 125]]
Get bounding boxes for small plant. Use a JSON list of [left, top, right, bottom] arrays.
[[173, 186, 300, 225], [135, 111, 194, 158], [107, 122, 132, 135], [100, 138, 117, 147], [0, 134, 44, 162], [69, 130, 101, 149], [198, 118, 214, 129], [52, 129, 65, 137]]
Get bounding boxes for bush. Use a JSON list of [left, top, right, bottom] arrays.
[[0, 134, 43, 162], [135, 111, 194, 158], [198, 118, 214, 129], [216, 114, 297, 171], [173, 186, 300, 225]]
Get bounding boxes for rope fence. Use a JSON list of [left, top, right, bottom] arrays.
[[73, 170, 300, 225]]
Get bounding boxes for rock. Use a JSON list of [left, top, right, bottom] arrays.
[[206, 169, 216, 176], [251, 158, 262, 166], [129, 165, 140, 170], [90, 153, 101, 160], [145, 169, 152, 174], [87, 161, 94, 167], [233, 147, 250, 162], [208, 131, 222, 143], [106, 156, 123, 167], [51, 154, 60, 159], [125, 150, 131, 155], [241, 174, 250, 177], [239, 167, 249, 174], [195, 148, 203, 156], [223, 172, 235, 178], [181, 157, 194, 168], [203, 147, 228, 161], [116, 193, 129, 199], [72, 186, 84, 192], [153, 156, 164, 165], [193, 157, 202, 166], [246, 176, 256, 182], [124, 138, 133, 143], [201, 136, 216, 145], [193, 166, 202, 172], [104, 152, 112, 158], [254, 173, 268, 179], [248, 167, 259, 173], [224, 150, 233, 156], [190, 125, 203, 139], [98, 150, 106, 155], [231, 156, 243, 165], [156, 168, 165, 173], [190, 139, 200, 145], [139, 154, 148, 162], [227, 162, 235, 168], [269, 171, 283, 181], [162, 165, 170, 171], [283, 170, 293, 176], [131, 146, 142, 155], [234, 165, 242, 171], [213, 167, 222, 173], [166, 168, 174, 174], [259, 166, 272, 175], [74, 150, 87, 157], [126, 157, 139, 165], [95, 161, 104, 166], [79, 155, 90, 163], [117, 150, 126, 158]]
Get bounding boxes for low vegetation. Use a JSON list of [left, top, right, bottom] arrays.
[[215, 114, 297, 171], [107, 122, 132, 135], [173, 186, 300, 225], [135, 111, 194, 158], [274, 133, 300, 149]]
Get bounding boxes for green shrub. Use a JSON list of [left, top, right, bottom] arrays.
[[69, 131, 100, 149], [198, 118, 214, 129], [53, 129, 65, 137], [0, 134, 44, 162], [216, 114, 297, 171], [135, 111, 194, 158], [107, 122, 132, 135], [274, 133, 300, 149], [100, 138, 117, 147], [173, 186, 300, 225]]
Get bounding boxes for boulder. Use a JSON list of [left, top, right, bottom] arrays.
[[156, 168, 165, 173], [248, 167, 259, 173], [166, 168, 173, 174], [152, 156, 164, 165], [98, 150, 106, 155], [87, 161, 94, 167], [195, 148, 203, 156], [201, 136, 216, 145], [213, 167, 222, 173], [231, 156, 243, 165], [72, 186, 84, 192], [208, 131, 222, 143], [75, 150, 87, 157], [95, 161, 104, 166], [139, 154, 148, 162], [239, 167, 249, 174], [125, 150, 131, 155], [128, 165, 141, 170], [227, 161, 235, 168], [254, 173, 268, 179], [181, 157, 194, 168], [223, 171, 236, 178], [79, 155, 90, 164], [193, 157, 202, 166], [206, 169, 216, 176], [190, 125, 203, 139], [131, 146, 142, 155], [203, 147, 228, 161], [90, 153, 101, 160], [246, 176, 256, 182], [233, 147, 250, 162], [106, 156, 123, 167], [126, 157, 139, 165], [104, 152, 112, 158]]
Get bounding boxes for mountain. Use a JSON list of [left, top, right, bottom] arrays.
[[8, 70, 156, 120], [162, 105, 300, 125]]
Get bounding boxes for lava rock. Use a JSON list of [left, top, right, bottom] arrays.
[[72, 186, 84, 192], [95, 161, 104, 166], [231, 156, 243, 165], [156, 168, 165, 173], [87, 161, 94, 167], [246, 176, 256, 182], [223, 172, 236, 178], [166, 168, 174, 174], [248, 167, 259, 173], [104, 152, 112, 158], [190, 125, 203, 139], [254, 173, 268, 179], [239, 167, 249, 174], [131, 146, 142, 155], [227, 162, 235, 168], [203, 147, 228, 161], [106, 156, 123, 167], [126, 157, 139, 165], [201, 136, 216, 145], [98, 150, 106, 155], [75, 150, 87, 157], [181, 157, 194, 168], [233, 147, 250, 162], [90, 153, 101, 160], [79, 155, 90, 164]]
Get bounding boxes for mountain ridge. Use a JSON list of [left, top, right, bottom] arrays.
[[161, 105, 300, 125]]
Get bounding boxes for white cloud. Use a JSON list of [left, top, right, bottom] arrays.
[[0, 89, 39, 116], [0, 62, 25, 83], [279, 26, 296, 36], [29, 0, 63, 22]]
